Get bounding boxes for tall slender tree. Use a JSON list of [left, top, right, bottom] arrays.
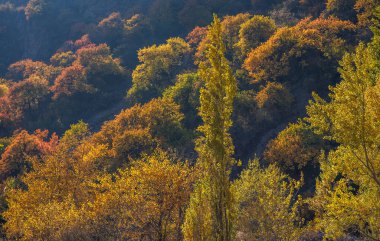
[[183, 15, 238, 241]]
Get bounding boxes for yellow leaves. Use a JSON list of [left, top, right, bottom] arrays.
[[222, 13, 252, 50], [4, 148, 195, 240], [90, 98, 189, 170], [315, 174, 380, 240], [90, 151, 195, 240], [237, 15, 276, 56], [305, 92, 331, 137], [74, 143, 108, 175], [234, 159, 304, 241], [244, 17, 355, 83], [0, 84, 9, 97], [307, 40, 380, 239], [184, 15, 237, 241], [183, 179, 215, 241], [50, 51, 75, 67]]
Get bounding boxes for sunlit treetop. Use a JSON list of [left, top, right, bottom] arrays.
[[244, 17, 356, 84], [128, 37, 191, 103]]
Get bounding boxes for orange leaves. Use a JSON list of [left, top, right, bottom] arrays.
[[244, 17, 355, 83], [60, 34, 95, 53], [91, 98, 188, 169], [0, 35, 126, 132], [0, 96, 14, 126], [24, 0, 48, 20], [52, 41, 125, 98], [355, 0, 379, 26], [255, 82, 293, 113], [264, 122, 323, 171], [2, 76, 49, 127], [7, 59, 52, 82], [51, 64, 93, 99], [8, 75, 50, 114], [327, 0, 377, 24], [0, 129, 57, 180], [76, 43, 114, 67], [98, 12, 123, 29], [186, 26, 208, 47]]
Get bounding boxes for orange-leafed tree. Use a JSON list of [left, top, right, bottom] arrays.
[[91, 98, 192, 170], [9, 75, 49, 109], [51, 64, 93, 99], [0, 130, 57, 180], [264, 121, 325, 172], [6, 59, 58, 82], [244, 17, 356, 85]]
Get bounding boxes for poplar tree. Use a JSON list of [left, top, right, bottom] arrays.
[[183, 15, 237, 241]]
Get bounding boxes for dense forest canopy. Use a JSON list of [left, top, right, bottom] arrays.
[[0, 0, 380, 240]]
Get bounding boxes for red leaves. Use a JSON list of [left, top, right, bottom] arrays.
[[186, 26, 208, 46], [0, 129, 58, 180], [51, 64, 93, 99]]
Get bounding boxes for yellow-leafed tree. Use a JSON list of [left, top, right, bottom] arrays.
[[307, 38, 380, 239], [183, 15, 237, 241]]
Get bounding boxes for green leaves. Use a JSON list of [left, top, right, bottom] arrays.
[[128, 38, 191, 103]]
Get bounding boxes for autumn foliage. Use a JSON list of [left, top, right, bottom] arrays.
[[0, 130, 57, 180], [244, 17, 355, 84], [0, 1, 379, 240]]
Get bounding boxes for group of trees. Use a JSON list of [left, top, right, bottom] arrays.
[[0, 0, 261, 74], [3, 121, 195, 240], [306, 39, 380, 240], [0, 37, 126, 134], [0, 0, 369, 147], [0, 0, 380, 240]]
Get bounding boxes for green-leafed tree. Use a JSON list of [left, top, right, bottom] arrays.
[[183, 15, 238, 241], [237, 15, 276, 58], [163, 73, 202, 129], [127, 38, 191, 103]]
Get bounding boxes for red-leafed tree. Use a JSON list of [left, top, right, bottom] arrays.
[[51, 64, 93, 99], [0, 129, 58, 180]]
